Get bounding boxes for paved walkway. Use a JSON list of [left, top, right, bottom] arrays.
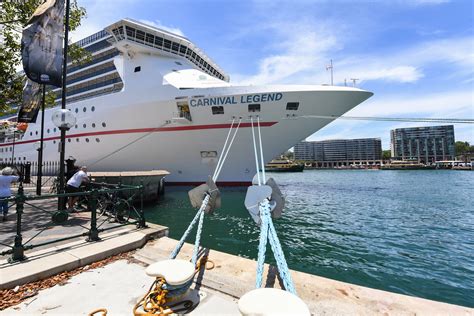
[[0, 193, 137, 261]]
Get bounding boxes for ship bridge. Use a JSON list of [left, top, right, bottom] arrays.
[[106, 19, 230, 83]]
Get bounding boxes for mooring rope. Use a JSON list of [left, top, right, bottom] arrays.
[[170, 119, 241, 262], [250, 115, 297, 294]]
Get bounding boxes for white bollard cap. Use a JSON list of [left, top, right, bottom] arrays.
[[145, 259, 195, 286], [238, 288, 310, 316]]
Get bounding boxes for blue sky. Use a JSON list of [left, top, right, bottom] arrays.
[[71, 0, 473, 149]]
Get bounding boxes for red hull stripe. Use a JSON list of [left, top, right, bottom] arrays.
[[167, 181, 252, 187], [0, 121, 278, 147]]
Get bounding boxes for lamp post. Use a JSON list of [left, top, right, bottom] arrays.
[[34, 141, 45, 194], [52, 109, 76, 210], [36, 85, 46, 195]]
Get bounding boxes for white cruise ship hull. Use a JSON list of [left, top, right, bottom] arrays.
[[4, 86, 372, 184]]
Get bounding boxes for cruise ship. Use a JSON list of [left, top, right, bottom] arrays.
[[0, 19, 373, 185]]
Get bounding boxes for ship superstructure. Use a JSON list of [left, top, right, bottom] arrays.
[[0, 19, 373, 184]]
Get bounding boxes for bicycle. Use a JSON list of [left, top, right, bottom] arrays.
[[96, 189, 135, 224]]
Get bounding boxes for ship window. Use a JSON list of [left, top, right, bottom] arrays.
[[47, 129, 50, 133], [53, 140, 56, 144], [163, 39, 171, 50], [175, 61, 182, 65], [125, 26, 135, 38], [102, 122, 106, 127], [68, 139, 71, 142], [76, 138, 79, 142], [286, 102, 299, 110], [179, 46, 187, 54], [172, 42, 179, 53], [248, 104, 261, 112], [53, 128, 57, 132], [75, 124, 78, 129], [136, 30, 145, 41], [96, 138, 100, 143], [30, 132, 32, 136], [92, 123, 96, 128], [154, 36, 163, 47], [86, 138, 89, 143], [134, 66, 141, 73], [146, 34, 154, 44], [211, 106, 224, 115], [75, 108, 79, 113], [91, 106, 95, 112], [83, 124, 86, 128], [83, 107, 86, 112], [35, 131, 38, 135]]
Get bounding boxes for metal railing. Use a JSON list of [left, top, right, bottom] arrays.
[[0, 181, 145, 262]]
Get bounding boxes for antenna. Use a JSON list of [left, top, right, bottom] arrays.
[[326, 59, 334, 85], [350, 78, 359, 87]]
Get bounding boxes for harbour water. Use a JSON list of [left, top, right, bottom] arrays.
[[145, 170, 474, 307]]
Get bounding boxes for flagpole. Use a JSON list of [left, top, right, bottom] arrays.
[[36, 84, 45, 196], [58, 0, 70, 210]]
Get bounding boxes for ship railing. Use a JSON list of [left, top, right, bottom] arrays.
[[0, 181, 146, 262]]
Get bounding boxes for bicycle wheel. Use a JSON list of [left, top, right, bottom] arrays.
[[96, 194, 113, 219], [114, 198, 131, 223]]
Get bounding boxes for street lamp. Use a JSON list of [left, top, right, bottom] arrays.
[[52, 109, 76, 210]]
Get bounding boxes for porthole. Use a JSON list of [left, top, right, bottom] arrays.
[[211, 106, 224, 115], [134, 66, 141, 72], [102, 122, 106, 127], [68, 139, 71, 142], [91, 106, 95, 112], [76, 138, 79, 142], [83, 107, 86, 112], [30, 132, 32, 136], [47, 129, 50, 133], [248, 103, 261, 112], [53, 128, 57, 132], [75, 108, 79, 113], [85, 138, 89, 143], [286, 102, 299, 111], [83, 124, 86, 128], [95, 138, 100, 143], [35, 131, 38, 135], [53, 140, 56, 144], [92, 123, 96, 128]]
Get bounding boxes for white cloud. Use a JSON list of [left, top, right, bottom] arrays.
[[138, 19, 185, 37], [231, 14, 473, 86], [348, 90, 474, 117]]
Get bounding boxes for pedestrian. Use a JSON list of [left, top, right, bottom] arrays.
[[66, 166, 89, 210], [0, 167, 20, 221]]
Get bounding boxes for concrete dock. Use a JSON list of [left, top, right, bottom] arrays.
[[2, 235, 472, 315]]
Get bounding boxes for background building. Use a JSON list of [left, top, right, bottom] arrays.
[[390, 125, 455, 163], [294, 138, 382, 167]]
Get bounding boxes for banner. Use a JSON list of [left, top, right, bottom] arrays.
[[21, 0, 65, 87], [18, 79, 42, 123]]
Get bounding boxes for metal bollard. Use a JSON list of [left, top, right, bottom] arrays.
[[12, 183, 26, 262], [87, 189, 100, 241]]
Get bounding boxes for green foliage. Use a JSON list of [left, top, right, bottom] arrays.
[[0, 0, 88, 115], [455, 141, 471, 155], [382, 150, 391, 160]]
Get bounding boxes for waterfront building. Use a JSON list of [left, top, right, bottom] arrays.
[[390, 125, 455, 163], [294, 138, 382, 167]]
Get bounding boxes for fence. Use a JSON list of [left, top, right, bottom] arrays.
[[0, 161, 63, 188], [0, 181, 145, 262]]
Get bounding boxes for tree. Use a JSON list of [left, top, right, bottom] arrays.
[[0, 0, 88, 115], [455, 141, 470, 155], [382, 150, 391, 160]]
